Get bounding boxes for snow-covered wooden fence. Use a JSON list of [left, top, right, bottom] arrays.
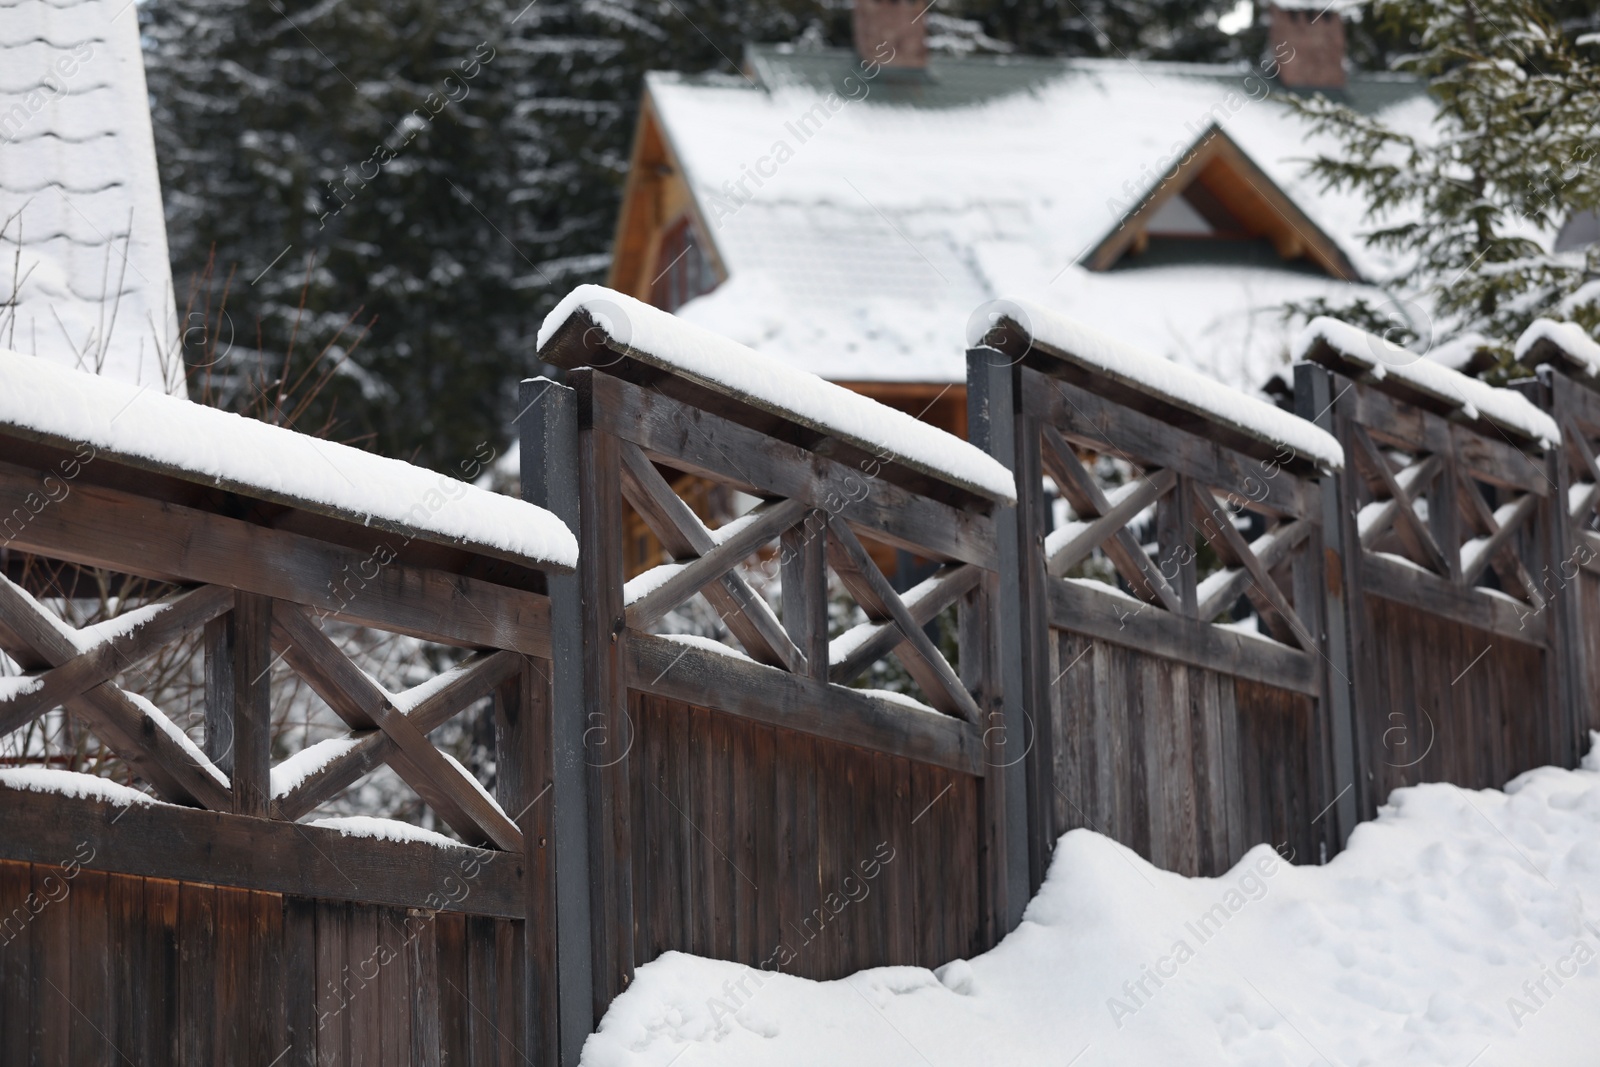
[[970, 299, 1350, 881], [4, 287, 1600, 1066], [1297, 320, 1576, 828], [534, 290, 1024, 1018], [0, 353, 578, 1066]]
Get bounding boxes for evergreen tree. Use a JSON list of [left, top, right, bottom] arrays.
[[1289, 0, 1600, 364], [949, 0, 1242, 62], [142, 0, 832, 469]]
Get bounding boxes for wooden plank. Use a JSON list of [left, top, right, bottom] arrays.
[[106, 872, 147, 1066], [466, 915, 498, 1067], [0, 460, 554, 657], [0, 584, 232, 738], [1025, 371, 1312, 518], [145, 877, 181, 1066], [206, 592, 275, 816], [213, 886, 252, 1067], [578, 371, 998, 569], [0, 861, 30, 1067], [314, 903, 348, 1067], [619, 441, 803, 671], [1362, 552, 1546, 646], [781, 512, 830, 682], [253, 891, 288, 1067], [516, 376, 594, 1067], [68, 869, 110, 1067], [826, 516, 983, 723], [271, 604, 524, 853], [346, 904, 380, 1067], [1195, 519, 1310, 622], [1350, 426, 1450, 576], [434, 913, 470, 1067], [178, 882, 216, 1067], [1045, 575, 1320, 695], [627, 632, 985, 775], [274, 650, 522, 821], [408, 908, 442, 1067], [0, 784, 524, 918], [284, 897, 318, 1067], [378, 909, 412, 1067], [1047, 469, 1177, 578]]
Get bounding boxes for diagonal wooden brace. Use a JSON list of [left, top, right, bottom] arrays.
[[270, 603, 523, 851], [0, 574, 231, 809], [1190, 484, 1317, 651], [825, 516, 982, 724], [618, 443, 805, 671]]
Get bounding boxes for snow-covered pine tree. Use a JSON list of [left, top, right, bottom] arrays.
[[1289, 0, 1600, 367], [142, 0, 831, 469]]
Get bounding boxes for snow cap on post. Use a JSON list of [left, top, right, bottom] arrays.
[[1295, 316, 1560, 450], [536, 285, 1017, 505], [1515, 319, 1600, 383], [967, 296, 1344, 474]]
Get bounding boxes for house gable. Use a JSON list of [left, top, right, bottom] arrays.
[[1086, 126, 1362, 281], [606, 90, 725, 308]]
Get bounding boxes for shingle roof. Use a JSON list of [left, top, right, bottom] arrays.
[[645, 46, 1430, 394], [0, 0, 179, 391]]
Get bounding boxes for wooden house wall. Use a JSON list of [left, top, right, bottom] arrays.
[[1046, 632, 1317, 878], [626, 693, 984, 980], [1356, 595, 1552, 817], [0, 859, 525, 1067]]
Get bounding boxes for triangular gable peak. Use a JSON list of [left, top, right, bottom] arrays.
[[1086, 125, 1361, 281], [607, 90, 726, 311]]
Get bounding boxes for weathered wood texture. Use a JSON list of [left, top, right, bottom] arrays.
[[1353, 596, 1552, 818], [0, 859, 524, 1067], [625, 693, 983, 979], [1046, 631, 1318, 876]]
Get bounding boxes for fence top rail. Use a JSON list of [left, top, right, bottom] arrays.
[[1295, 317, 1559, 451], [0, 349, 577, 573], [536, 285, 1017, 507], [970, 297, 1343, 477], [1516, 318, 1600, 387]]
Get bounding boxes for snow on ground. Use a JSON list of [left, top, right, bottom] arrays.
[[583, 737, 1600, 1066]]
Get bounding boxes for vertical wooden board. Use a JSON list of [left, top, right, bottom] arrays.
[[793, 732, 820, 976], [770, 725, 801, 974], [687, 705, 713, 959], [251, 892, 288, 1067], [1189, 668, 1225, 876], [666, 696, 693, 964], [284, 897, 318, 1067], [314, 901, 349, 1067], [882, 754, 914, 967], [751, 723, 780, 971], [104, 870, 145, 1062], [907, 761, 940, 969], [711, 711, 735, 962], [1047, 631, 1074, 844], [67, 868, 110, 1067], [345, 904, 381, 1067], [627, 693, 655, 966], [29, 859, 70, 1067], [378, 909, 414, 1067], [495, 919, 523, 1067], [177, 882, 216, 1067], [145, 877, 181, 1066], [213, 885, 253, 1067], [0, 860, 30, 1067], [466, 915, 498, 1067], [434, 913, 470, 1067], [1088, 640, 1120, 845], [407, 911, 442, 1067], [730, 714, 757, 967]]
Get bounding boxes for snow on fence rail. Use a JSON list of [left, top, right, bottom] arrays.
[[0, 348, 578, 569], [539, 284, 1018, 504]]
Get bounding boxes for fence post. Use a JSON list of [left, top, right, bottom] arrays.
[[967, 349, 1034, 929], [1525, 368, 1586, 767], [204, 591, 273, 817], [1294, 362, 1360, 849], [518, 377, 596, 1067]]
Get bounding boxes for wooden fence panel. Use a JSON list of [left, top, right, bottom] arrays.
[[0, 860, 527, 1067]]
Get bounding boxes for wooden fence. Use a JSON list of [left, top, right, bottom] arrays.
[[3, 297, 1599, 1065]]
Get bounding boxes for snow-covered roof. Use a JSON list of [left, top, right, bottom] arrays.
[[0, 0, 179, 391], [538, 285, 1018, 504], [649, 48, 1430, 395], [1516, 318, 1600, 381], [1296, 318, 1560, 449], [0, 348, 579, 569], [979, 297, 1344, 473]]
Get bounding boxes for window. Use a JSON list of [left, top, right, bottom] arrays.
[[649, 215, 718, 312]]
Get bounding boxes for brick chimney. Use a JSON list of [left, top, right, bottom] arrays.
[[853, 0, 928, 70], [1267, 3, 1346, 91]]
